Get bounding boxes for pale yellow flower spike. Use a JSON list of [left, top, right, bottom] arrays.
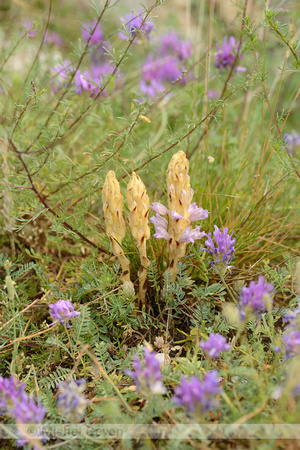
[[166, 150, 193, 281], [127, 172, 150, 308], [102, 171, 134, 295]]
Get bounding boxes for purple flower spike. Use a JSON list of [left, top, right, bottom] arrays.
[[0, 377, 45, 423], [179, 226, 206, 244], [239, 276, 274, 322], [188, 203, 209, 222], [119, 12, 153, 41], [199, 333, 230, 358], [74, 70, 91, 95], [57, 379, 89, 423], [173, 370, 221, 413], [52, 60, 74, 93], [44, 30, 63, 46], [81, 20, 103, 46], [140, 55, 165, 98], [203, 225, 236, 275], [150, 202, 169, 216], [208, 90, 219, 99], [283, 330, 300, 359], [0, 376, 45, 447], [215, 36, 246, 72], [283, 305, 300, 327], [159, 58, 182, 82], [284, 132, 300, 155], [125, 347, 166, 395], [158, 32, 192, 62], [150, 214, 171, 240], [49, 299, 80, 328]]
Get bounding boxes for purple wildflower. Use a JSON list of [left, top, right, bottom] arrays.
[[74, 70, 103, 97], [24, 20, 36, 38], [239, 276, 274, 322], [91, 62, 113, 80], [215, 36, 246, 72], [125, 347, 166, 395], [150, 202, 169, 216], [140, 55, 165, 98], [74, 70, 92, 95], [57, 379, 89, 423], [150, 213, 171, 240], [158, 32, 192, 62], [52, 60, 74, 93], [44, 30, 62, 46], [283, 330, 300, 359], [179, 226, 206, 244], [81, 20, 103, 46], [188, 202, 209, 222], [52, 60, 73, 80], [119, 12, 153, 41], [199, 333, 230, 358], [203, 225, 236, 275], [0, 377, 45, 423], [284, 132, 300, 154], [0, 376, 45, 446], [208, 90, 219, 99], [49, 299, 80, 328], [173, 370, 221, 413], [159, 58, 183, 83], [283, 305, 300, 327]]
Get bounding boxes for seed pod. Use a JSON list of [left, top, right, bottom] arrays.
[[102, 171, 134, 295], [127, 172, 150, 307]]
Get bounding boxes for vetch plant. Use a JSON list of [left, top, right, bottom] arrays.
[[239, 276, 274, 322], [119, 11, 153, 41], [125, 346, 166, 395], [282, 330, 300, 359], [203, 225, 236, 277], [215, 36, 246, 72], [172, 370, 222, 414], [199, 333, 231, 358], [0, 376, 45, 447], [57, 379, 89, 423]]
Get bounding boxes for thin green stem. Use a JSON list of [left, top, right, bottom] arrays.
[[219, 273, 238, 306]]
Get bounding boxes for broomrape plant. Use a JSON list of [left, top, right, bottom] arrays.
[[0, 0, 299, 447]]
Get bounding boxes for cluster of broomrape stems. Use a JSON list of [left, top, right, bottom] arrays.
[[102, 150, 207, 308]]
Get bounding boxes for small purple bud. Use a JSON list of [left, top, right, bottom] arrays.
[[199, 333, 230, 358], [49, 299, 80, 328]]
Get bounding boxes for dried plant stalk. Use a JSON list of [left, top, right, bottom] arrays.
[[102, 171, 133, 294], [1, 139, 15, 252], [126, 172, 150, 308], [166, 150, 193, 280]]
